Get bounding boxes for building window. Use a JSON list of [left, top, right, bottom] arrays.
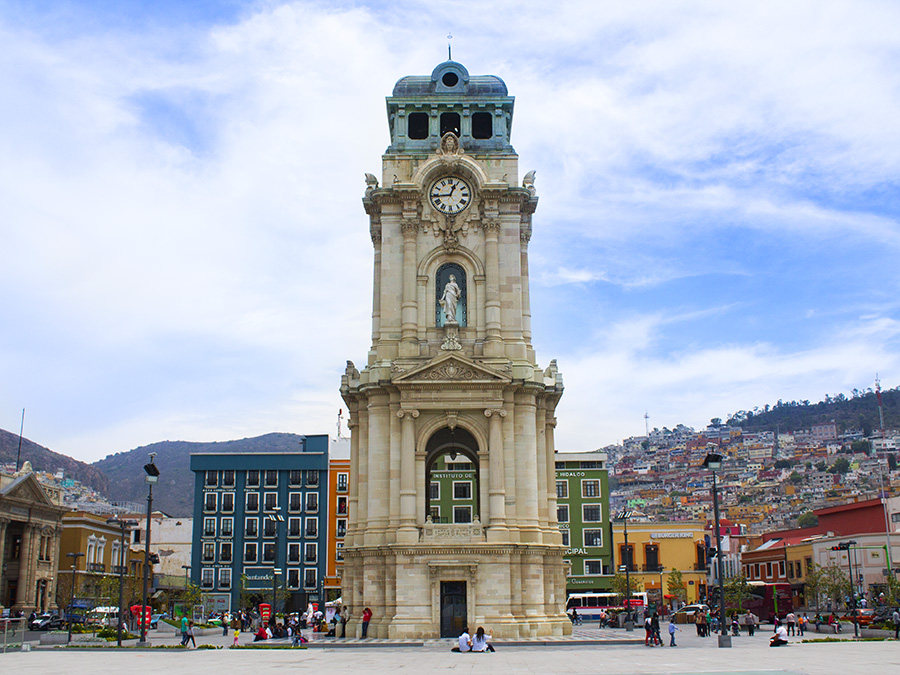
[[247, 470, 260, 487], [306, 518, 318, 538], [223, 470, 235, 487], [429, 506, 441, 522], [440, 112, 460, 136], [264, 518, 276, 538], [287, 569, 300, 589], [453, 506, 472, 524], [429, 482, 440, 500], [779, 561, 785, 578], [264, 493, 278, 511], [585, 560, 605, 575], [471, 111, 492, 139], [222, 492, 234, 513], [289, 470, 302, 486], [206, 471, 218, 487], [218, 568, 231, 589], [244, 543, 258, 563], [453, 482, 472, 500], [336, 519, 347, 538], [220, 542, 232, 562], [408, 112, 428, 140], [202, 542, 215, 562], [306, 492, 319, 513], [584, 529, 603, 548], [245, 518, 258, 538], [201, 568, 214, 588], [289, 493, 302, 512], [336, 542, 344, 561], [767, 562, 773, 578], [644, 544, 660, 571], [337, 496, 348, 515], [582, 504, 602, 522], [246, 492, 259, 513], [620, 544, 635, 572], [304, 568, 317, 589], [561, 530, 570, 547], [582, 480, 600, 498], [305, 542, 317, 564], [265, 470, 278, 487], [557, 505, 569, 522], [337, 473, 348, 492], [203, 518, 216, 537], [556, 480, 568, 499], [263, 543, 275, 562], [288, 543, 300, 563], [204, 492, 217, 512], [306, 471, 319, 487], [288, 517, 301, 537]]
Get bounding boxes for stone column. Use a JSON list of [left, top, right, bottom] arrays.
[[399, 218, 419, 356], [545, 414, 559, 538], [366, 394, 391, 543], [0, 518, 8, 576], [16, 523, 34, 608], [346, 406, 360, 544], [535, 398, 548, 527], [482, 218, 503, 356], [356, 404, 370, 544], [520, 223, 532, 347], [48, 525, 63, 610], [397, 409, 419, 542], [369, 221, 382, 360], [514, 393, 540, 542], [484, 408, 508, 541], [502, 390, 518, 539]]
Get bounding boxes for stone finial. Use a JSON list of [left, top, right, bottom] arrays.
[[523, 170, 536, 196]]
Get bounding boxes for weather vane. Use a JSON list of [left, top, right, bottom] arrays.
[[447, 32, 453, 60]]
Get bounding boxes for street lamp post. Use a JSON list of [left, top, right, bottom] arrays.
[[65, 551, 85, 644], [139, 453, 160, 647], [615, 510, 634, 631], [106, 517, 138, 647], [833, 541, 859, 636], [703, 452, 731, 648], [272, 568, 282, 617]]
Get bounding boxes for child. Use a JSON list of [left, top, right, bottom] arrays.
[[233, 627, 240, 647], [668, 621, 680, 646]]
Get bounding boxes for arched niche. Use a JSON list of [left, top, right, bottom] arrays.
[[436, 262, 466, 326], [424, 427, 480, 524]]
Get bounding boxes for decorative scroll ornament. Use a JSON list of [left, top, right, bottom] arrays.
[[484, 408, 507, 419], [364, 172, 379, 194], [396, 409, 420, 419], [522, 169, 537, 196], [440, 322, 463, 352]]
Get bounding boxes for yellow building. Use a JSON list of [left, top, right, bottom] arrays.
[[58, 512, 146, 609], [612, 521, 709, 607]]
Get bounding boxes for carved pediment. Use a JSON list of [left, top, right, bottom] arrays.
[[0, 473, 55, 507], [392, 353, 511, 384]]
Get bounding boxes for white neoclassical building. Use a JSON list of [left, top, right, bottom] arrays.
[[340, 60, 569, 639]]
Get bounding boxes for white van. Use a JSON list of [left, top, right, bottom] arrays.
[[87, 606, 120, 627]]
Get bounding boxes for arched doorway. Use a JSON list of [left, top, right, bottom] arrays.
[[424, 427, 480, 525]]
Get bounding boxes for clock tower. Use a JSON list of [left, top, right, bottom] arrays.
[[340, 60, 569, 638]]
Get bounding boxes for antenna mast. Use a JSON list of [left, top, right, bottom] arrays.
[[15, 408, 25, 473], [644, 410, 650, 438], [337, 409, 344, 439], [447, 32, 453, 60]]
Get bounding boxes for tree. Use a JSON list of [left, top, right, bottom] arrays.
[[611, 571, 643, 600], [774, 459, 793, 469], [829, 457, 850, 475], [667, 569, 687, 605], [797, 511, 818, 528], [819, 563, 850, 610], [804, 562, 824, 610], [788, 471, 803, 485], [851, 440, 870, 454], [815, 461, 827, 472], [889, 453, 898, 471], [723, 575, 754, 616]]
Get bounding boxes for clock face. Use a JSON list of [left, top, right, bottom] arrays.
[[429, 177, 471, 215]]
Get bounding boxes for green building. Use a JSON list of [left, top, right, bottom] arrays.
[[555, 452, 612, 594], [428, 456, 477, 523]]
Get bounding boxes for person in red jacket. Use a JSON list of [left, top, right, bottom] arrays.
[[362, 607, 372, 638]]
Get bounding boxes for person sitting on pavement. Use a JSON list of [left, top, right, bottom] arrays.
[[770, 620, 788, 647], [452, 626, 472, 652], [471, 626, 495, 652]]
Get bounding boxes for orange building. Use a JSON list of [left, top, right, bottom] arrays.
[[324, 438, 350, 601]]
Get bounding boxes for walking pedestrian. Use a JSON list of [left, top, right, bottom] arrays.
[[668, 620, 680, 646], [746, 612, 757, 636], [186, 620, 197, 648], [786, 611, 796, 636], [179, 614, 189, 646], [892, 608, 899, 639]]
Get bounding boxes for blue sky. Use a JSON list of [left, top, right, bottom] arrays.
[[1, 1, 899, 463]]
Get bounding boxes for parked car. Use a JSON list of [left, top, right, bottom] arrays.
[[671, 603, 709, 620], [30, 613, 65, 630], [842, 608, 876, 626]]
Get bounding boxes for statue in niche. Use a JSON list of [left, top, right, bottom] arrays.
[[440, 275, 461, 324]]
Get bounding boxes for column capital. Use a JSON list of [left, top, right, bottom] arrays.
[[400, 218, 419, 239], [546, 416, 557, 428], [484, 408, 507, 418], [396, 409, 419, 419], [483, 219, 501, 236]]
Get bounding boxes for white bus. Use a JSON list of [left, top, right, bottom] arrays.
[[565, 592, 648, 621]]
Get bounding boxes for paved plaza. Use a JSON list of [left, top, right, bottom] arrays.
[[3, 624, 899, 674]]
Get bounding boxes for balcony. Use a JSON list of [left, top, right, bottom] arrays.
[[642, 564, 664, 572], [87, 563, 106, 573], [112, 565, 127, 575], [694, 562, 709, 571]]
